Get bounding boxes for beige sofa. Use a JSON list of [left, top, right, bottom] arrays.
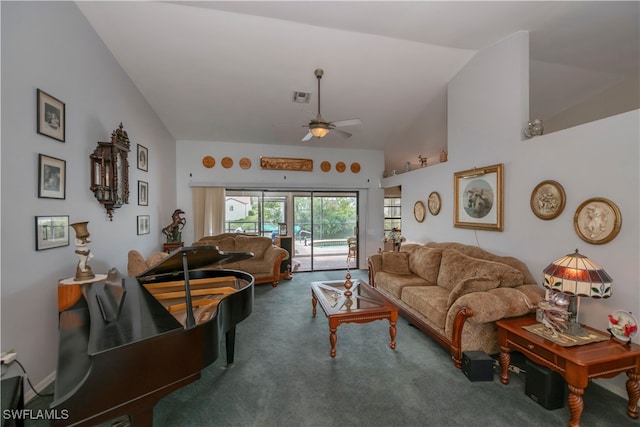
[[368, 242, 544, 367], [192, 234, 289, 287]]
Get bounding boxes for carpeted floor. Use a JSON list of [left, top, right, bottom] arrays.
[[25, 270, 633, 426]]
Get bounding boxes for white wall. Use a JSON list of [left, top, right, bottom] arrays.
[[175, 140, 385, 266], [383, 31, 640, 397], [1, 2, 176, 389]]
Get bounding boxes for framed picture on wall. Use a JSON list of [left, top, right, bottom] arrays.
[[38, 154, 66, 199], [35, 215, 69, 250], [454, 163, 503, 231], [137, 144, 148, 171], [37, 89, 65, 142], [138, 181, 148, 206], [137, 215, 150, 235]]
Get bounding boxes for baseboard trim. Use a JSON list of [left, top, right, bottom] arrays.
[[24, 371, 56, 404]]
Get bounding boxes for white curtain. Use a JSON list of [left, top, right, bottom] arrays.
[[192, 187, 225, 240]]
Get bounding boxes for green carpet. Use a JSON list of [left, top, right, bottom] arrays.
[[25, 270, 633, 426]]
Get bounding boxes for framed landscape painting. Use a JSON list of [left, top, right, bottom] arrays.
[[35, 215, 69, 250], [454, 163, 503, 231], [37, 89, 65, 142]]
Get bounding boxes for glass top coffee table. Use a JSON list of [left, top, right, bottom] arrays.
[[311, 275, 398, 357]]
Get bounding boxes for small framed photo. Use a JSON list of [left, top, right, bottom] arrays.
[[454, 163, 503, 231], [138, 180, 148, 206], [37, 89, 65, 142], [574, 197, 622, 244], [137, 144, 148, 171], [137, 215, 150, 235], [38, 154, 66, 199], [35, 215, 69, 250]]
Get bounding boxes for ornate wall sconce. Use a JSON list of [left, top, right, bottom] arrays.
[[524, 119, 544, 138], [90, 123, 130, 220]]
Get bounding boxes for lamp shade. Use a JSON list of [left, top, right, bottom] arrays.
[[543, 249, 612, 298], [310, 124, 329, 138]]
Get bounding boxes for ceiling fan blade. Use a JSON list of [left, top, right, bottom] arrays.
[[332, 128, 352, 138], [331, 118, 361, 127], [301, 132, 313, 141]]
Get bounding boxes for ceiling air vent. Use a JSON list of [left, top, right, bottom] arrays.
[[292, 91, 311, 103]]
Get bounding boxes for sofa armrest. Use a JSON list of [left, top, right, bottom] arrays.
[[264, 245, 289, 264], [367, 254, 382, 286]]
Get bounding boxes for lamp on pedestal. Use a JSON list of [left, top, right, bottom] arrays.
[[543, 249, 612, 336]]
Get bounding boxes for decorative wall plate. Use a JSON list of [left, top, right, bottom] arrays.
[[221, 157, 233, 168], [574, 197, 621, 244], [414, 201, 426, 223], [530, 180, 565, 220], [202, 156, 215, 168], [608, 310, 638, 342], [335, 161, 346, 173], [239, 157, 251, 169], [428, 192, 441, 216], [321, 161, 331, 172], [350, 162, 361, 173]]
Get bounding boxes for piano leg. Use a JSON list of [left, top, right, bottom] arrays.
[[225, 326, 236, 366]]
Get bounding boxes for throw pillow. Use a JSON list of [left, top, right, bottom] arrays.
[[146, 251, 169, 267], [127, 250, 147, 277], [437, 249, 524, 292], [381, 251, 411, 275], [408, 246, 442, 285]]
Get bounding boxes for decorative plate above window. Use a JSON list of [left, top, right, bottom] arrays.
[[90, 123, 131, 221]]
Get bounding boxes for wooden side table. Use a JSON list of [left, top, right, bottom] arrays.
[[163, 242, 184, 253], [497, 316, 640, 427]]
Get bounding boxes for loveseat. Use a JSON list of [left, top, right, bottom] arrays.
[[192, 234, 289, 287], [368, 242, 544, 367]]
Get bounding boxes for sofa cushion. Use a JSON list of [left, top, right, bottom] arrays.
[[437, 249, 524, 292], [408, 246, 442, 285], [375, 271, 431, 298], [146, 251, 169, 267], [194, 237, 236, 252], [381, 251, 411, 275], [446, 277, 500, 307], [402, 286, 450, 329], [235, 235, 272, 258], [127, 250, 147, 277]]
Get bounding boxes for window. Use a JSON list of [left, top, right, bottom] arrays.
[[384, 197, 401, 234]]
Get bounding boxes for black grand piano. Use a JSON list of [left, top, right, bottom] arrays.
[[50, 246, 254, 426]]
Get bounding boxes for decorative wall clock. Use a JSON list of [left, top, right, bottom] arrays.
[[414, 201, 426, 223], [428, 192, 441, 216]]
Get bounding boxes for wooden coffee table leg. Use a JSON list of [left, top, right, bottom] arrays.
[[567, 384, 585, 427], [389, 317, 397, 350], [499, 346, 511, 384], [626, 370, 640, 419], [311, 291, 317, 317], [329, 326, 337, 357]]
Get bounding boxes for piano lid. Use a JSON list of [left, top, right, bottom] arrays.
[[136, 246, 254, 281]]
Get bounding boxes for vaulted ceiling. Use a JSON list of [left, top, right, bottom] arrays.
[[77, 1, 639, 173]]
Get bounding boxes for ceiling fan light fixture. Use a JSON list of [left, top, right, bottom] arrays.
[[310, 124, 329, 138]]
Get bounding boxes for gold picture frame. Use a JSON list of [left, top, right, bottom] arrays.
[[530, 180, 566, 220], [414, 201, 426, 223], [454, 163, 503, 231], [428, 192, 441, 216], [574, 197, 622, 244]]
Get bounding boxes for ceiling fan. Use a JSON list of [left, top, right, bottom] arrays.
[[301, 69, 361, 141]]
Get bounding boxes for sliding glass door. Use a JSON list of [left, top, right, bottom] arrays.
[[225, 190, 358, 272]]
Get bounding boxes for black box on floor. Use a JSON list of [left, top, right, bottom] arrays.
[[525, 359, 565, 410], [462, 351, 494, 381]]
